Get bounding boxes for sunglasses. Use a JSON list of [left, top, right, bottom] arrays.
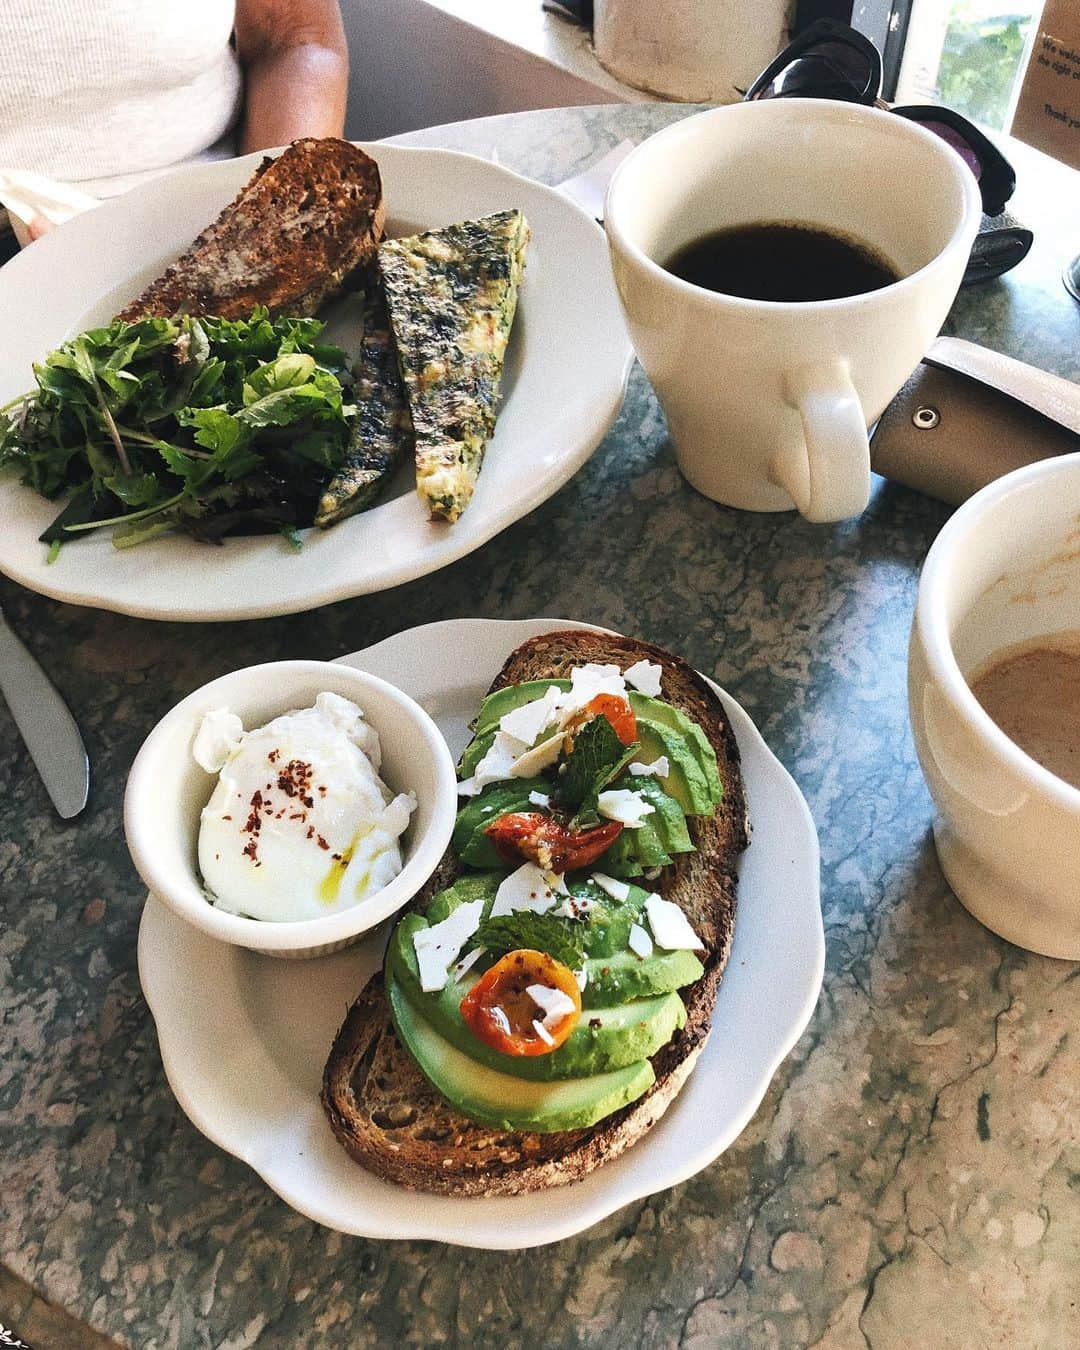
[[744, 19, 1016, 217]]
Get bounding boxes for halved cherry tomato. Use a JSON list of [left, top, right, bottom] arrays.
[[566, 693, 637, 746], [460, 949, 582, 1056], [483, 812, 623, 873]]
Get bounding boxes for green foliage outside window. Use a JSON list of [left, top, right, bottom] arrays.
[[935, 5, 1036, 129]]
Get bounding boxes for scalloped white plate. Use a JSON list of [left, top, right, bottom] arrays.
[[0, 147, 632, 620], [137, 618, 823, 1248]]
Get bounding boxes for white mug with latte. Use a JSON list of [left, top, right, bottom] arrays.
[[910, 453, 1080, 959], [604, 100, 982, 522]]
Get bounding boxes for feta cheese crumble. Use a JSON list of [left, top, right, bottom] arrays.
[[591, 872, 631, 902], [413, 899, 485, 992], [628, 922, 654, 959], [489, 862, 569, 917], [597, 788, 656, 828], [624, 660, 663, 696], [629, 755, 670, 779], [527, 982, 577, 1028], [645, 893, 704, 950]]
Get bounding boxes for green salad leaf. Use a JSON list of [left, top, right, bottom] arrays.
[[471, 912, 584, 970], [0, 309, 353, 551]]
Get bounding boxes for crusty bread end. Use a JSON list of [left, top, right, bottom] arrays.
[[119, 137, 385, 322]]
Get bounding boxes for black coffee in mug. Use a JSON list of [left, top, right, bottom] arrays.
[[664, 221, 900, 302]]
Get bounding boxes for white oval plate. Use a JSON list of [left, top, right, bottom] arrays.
[[0, 148, 632, 620], [137, 619, 824, 1248]]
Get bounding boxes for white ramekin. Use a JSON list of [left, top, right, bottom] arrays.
[[909, 452, 1080, 958], [124, 660, 457, 959]]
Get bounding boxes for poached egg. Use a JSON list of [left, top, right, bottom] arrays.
[[194, 691, 416, 922]]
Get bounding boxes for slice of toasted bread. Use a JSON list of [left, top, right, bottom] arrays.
[[321, 631, 749, 1195], [118, 138, 385, 322]]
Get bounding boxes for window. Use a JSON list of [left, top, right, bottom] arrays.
[[894, 1, 1043, 130]]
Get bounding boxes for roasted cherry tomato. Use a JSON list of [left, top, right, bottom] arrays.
[[460, 949, 582, 1056], [483, 812, 623, 873], [566, 693, 637, 746]]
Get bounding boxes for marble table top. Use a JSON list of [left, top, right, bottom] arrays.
[[2, 104, 1078, 1349]]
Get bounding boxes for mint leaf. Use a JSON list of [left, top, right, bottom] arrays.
[[472, 913, 584, 970], [556, 715, 641, 824]]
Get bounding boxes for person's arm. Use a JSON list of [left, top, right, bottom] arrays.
[[234, 0, 349, 154]]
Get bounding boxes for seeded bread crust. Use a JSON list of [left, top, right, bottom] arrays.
[[118, 138, 385, 322], [321, 631, 749, 1195]]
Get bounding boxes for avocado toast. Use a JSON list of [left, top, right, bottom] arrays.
[[322, 631, 748, 1194]]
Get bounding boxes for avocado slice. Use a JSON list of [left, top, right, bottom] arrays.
[[472, 679, 570, 737], [593, 815, 671, 879], [388, 917, 687, 1081], [458, 726, 496, 778], [600, 813, 672, 878], [453, 777, 552, 868], [600, 829, 645, 878], [623, 775, 694, 855], [387, 977, 655, 1132], [628, 693, 722, 804], [635, 717, 715, 816], [584, 947, 705, 1007], [422, 872, 502, 925]]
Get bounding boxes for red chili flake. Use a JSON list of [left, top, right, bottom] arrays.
[[306, 826, 314, 839], [242, 839, 259, 862], [222, 815, 232, 821], [243, 790, 264, 836], [276, 759, 315, 801], [331, 853, 343, 862], [268, 748, 280, 764], [318, 785, 327, 796], [316, 835, 330, 851], [289, 812, 305, 821]]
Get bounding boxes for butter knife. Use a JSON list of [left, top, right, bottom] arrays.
[[0, 605, 89, 817]]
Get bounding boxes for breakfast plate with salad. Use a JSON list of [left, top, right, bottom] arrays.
[[0, 139, 632, 620], [136, 617, 823, 1247]]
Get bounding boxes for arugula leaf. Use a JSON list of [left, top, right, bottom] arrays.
[[471, 913, 584, 970]]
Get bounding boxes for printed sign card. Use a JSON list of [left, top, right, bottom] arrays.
[[1011, 0, 1080, 170]]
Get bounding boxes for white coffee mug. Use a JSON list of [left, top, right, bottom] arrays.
[[909, 453, 1080, 959], [604, 100, 982, 522]]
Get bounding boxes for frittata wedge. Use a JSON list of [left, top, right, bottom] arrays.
[[315, 287, 413, 527], [379, 210, 530, 522]]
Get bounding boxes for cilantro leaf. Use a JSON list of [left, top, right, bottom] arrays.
[[471, 913, 584, 970], [102, 470, 162, 506]]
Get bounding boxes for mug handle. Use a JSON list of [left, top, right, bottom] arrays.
[[770, 361, 871, 522]]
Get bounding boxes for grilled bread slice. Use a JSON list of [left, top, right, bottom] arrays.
[[118, 138, 385, 322], [322, 630, 749, 1196]]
